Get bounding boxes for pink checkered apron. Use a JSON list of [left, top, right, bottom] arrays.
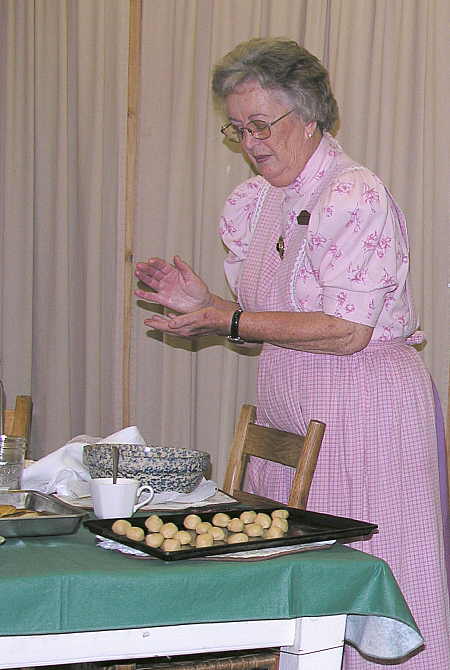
[[237, 185, 450, 669]]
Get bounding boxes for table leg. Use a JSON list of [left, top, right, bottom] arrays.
[[279, 615, 346, 670]]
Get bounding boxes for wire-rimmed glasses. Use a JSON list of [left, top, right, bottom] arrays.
[[221, 109, 295, 143]]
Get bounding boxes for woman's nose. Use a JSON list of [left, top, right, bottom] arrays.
[[241, 128, 259, 150]]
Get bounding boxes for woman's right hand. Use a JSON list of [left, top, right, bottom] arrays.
[[134, 255, 212, 314]]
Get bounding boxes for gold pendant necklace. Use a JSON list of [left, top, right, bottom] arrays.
[[276, 235, 285, 259]]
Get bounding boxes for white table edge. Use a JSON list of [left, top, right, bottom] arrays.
[[0, 615, 347, 670]]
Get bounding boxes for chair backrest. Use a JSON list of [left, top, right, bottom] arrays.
[[3, 395, 33, 444], [222, 404, 325, 509]]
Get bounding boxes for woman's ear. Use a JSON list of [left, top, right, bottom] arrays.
[[305, 121, 318, 139]]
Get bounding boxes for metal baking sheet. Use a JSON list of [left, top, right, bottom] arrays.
[[84, 504, 378, 561], [0, 490, 88, 537]]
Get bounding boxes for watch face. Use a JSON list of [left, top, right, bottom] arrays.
[[227, 336, 245, 344]]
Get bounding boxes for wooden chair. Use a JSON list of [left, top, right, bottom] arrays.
[[2, 394, 33, 444], [222, 403, 326, 509]]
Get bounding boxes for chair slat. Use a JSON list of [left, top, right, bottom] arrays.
[[243, 423, 305, 467]]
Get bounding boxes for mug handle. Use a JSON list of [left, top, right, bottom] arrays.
[[134, 485, 155, 511]]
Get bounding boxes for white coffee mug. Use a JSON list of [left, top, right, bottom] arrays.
[[90, 477, 154, 519]]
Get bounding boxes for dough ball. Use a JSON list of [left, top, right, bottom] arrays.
[[145, 532, 164, 548], [196, 521, 213, 535], [111, 519, 132, 535], [210, 526, 226, 541], [162, 538, 181, 552], [211, 512, 231, 527], [183, 514, 202, 530], [160, 522, 178, 538], [125, 526, 145, 541], [144, 514, 163, 532], [245, 522, 264, 537], [227, 517, 244, 533], [227, 532, 249, 545], [255, 513, 271, 529], [239, 510, 257, 524], [271, 517, 288, 532], [174, 530, 192, 545], [263, 525, 284, 539], [195, 532, 214, 548], [272, 509, 289, 519]]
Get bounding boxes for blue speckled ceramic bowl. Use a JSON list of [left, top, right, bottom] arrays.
[[82, 444, 211, 493]]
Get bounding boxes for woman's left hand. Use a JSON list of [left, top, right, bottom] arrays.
[[144, 306, 233, 338]]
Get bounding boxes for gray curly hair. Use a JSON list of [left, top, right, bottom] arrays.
[[212, 38, 339, 133]]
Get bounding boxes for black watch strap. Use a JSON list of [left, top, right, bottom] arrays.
[[227, 308, 245, 344]]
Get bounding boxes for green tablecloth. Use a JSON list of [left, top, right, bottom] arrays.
[[0, 525, 422, 660]]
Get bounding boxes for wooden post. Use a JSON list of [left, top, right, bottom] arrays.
[[447, 369, 449, 504], [122, 0, 142, 427]]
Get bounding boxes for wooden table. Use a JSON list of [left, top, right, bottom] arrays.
[[1, 616, 349, 670], [0, 524, 422, 670]]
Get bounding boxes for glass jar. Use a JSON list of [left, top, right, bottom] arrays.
[[0, 436, 27, 490]]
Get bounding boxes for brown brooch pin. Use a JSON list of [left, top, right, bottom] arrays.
[[297, 210, 310, 226]]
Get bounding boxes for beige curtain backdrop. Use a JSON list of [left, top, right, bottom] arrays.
[[0, 0, 130, 457], [1, 1, 448, 486]]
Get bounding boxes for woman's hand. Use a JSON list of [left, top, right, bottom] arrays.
[[143, 306, 234, 338], [135, 256, 212, 314]]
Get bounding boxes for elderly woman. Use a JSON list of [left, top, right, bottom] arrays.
[[135, 39, 449, 668]]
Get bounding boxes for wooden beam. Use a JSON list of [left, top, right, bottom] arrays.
[[122, 0, 142, 427], [447, 368, 449, 504]]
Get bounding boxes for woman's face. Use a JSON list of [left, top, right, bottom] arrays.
[[225, 80, 318, 187]]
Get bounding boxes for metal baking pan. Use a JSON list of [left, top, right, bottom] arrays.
[[84, 504, 378, 561], [0, 490, 88, 537]]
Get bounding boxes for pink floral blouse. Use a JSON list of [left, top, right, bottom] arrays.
[[219, 133, 419, 342]]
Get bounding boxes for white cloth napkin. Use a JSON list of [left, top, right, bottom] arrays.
[[149, 478, 217, 505], [22, 426, 146, 496]]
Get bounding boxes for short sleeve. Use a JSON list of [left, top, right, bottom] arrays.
[[219, 176, 267, 294], [306, 167, 402, 327]]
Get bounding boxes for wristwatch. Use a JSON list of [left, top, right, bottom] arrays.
[[227, 308, 246, 344]]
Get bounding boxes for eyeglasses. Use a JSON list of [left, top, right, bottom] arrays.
[[220, 109, 295, 143]]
